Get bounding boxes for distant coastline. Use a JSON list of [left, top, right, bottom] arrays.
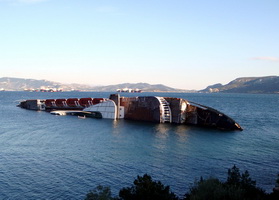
[[200, 76, 279, 94], [0, 77, 194, 93], [0, 76, 278, 94]]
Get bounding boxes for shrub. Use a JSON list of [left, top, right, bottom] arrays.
[[85, 167, 278, 200], [85, 185, 117, 200], [119, 174, 178, 200], [184, 177, 245, 200], [184, 165, 266, 200]]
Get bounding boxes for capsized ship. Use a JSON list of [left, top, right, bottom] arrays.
[[18, 94, 242, 131]]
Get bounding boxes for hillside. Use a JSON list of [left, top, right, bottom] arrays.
[[201, 76, 279, 94], [3, 76, 277, 93], [0, 77, 187, 92], [0, 77, 93, 91], [92, 82, 186, 92]]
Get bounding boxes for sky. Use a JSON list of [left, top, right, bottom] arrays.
[[0, 0, 278, 90]]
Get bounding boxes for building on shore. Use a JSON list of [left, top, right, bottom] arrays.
[[116, 88, 142, 93]]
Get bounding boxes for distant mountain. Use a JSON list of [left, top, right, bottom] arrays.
[[0, 77, 189, 92], [2, 76, 278, 93], [0, 77, 92, 91], [200, 76, 279, 94], [92, 82, 189, 92]]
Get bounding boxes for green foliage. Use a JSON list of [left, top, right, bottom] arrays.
[[84, 168, 279, 200], [227, 165, 241, 185], [268, 174, 279, 199], [85, 185, 117, 200], [226, 165, 265, 200], [119, 174, 178, 200], [227, 165, 256, 188], [184, 177, 245, 200], [185, 165, 266, 200], [241, 170, 256, 187]]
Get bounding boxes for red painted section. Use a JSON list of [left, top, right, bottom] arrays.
[[79, 98, 93, 107], [92, 98, 105, 105], [66, 98, 80, 107], [45, 99, 56, 107], [55, 99, 67, 107]]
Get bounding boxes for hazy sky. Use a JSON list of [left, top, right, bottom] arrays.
[[1, 0, 278, 90]]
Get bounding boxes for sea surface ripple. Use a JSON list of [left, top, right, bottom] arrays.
[[0, 92, 278, 199]]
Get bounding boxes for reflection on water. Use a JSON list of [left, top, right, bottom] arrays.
[[0, 92, 279, 199], [154, 123, 170, 138], [152, 123, 191, 152], [152, 124, 169, 151], [174, 125, 190, 142], [112, 119, 121, 135], [154, 123, 190, 142]]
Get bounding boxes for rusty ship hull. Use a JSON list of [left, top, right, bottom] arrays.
[[18, 94, 242, 131]]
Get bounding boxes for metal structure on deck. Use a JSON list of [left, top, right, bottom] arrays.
[[18, 94, 242, 131]]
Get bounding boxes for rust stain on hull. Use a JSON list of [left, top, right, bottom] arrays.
[[17, 94, 242, 131]]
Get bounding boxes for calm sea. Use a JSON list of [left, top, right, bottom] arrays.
[[0, 92, 278, 199]]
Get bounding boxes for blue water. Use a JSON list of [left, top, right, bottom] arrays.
[[0, 92, 278, 199]]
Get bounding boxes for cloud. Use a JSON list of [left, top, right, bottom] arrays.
[[251, 56, 279, 62]]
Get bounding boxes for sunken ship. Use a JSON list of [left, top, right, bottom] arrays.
[[18, 94, 242, 131]]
